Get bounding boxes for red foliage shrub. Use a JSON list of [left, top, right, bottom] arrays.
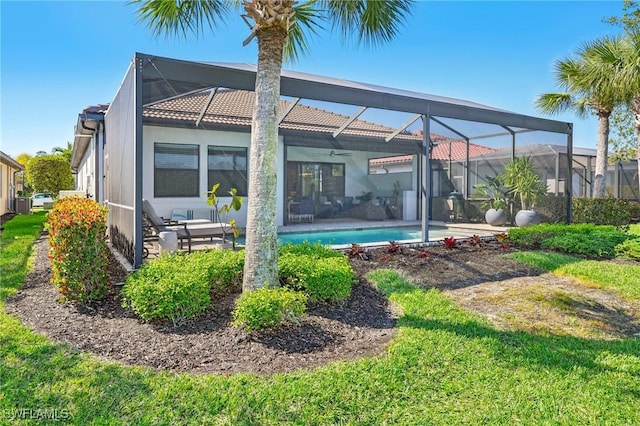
[[47, 197, 109, 302], [385, 241, 401, 254], [443, 237, 457, 249]]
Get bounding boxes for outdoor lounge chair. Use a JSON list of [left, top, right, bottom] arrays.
[[142, 199, 230, 252], [288, 198, 314, 223]]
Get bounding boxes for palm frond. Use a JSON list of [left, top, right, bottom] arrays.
[[323, 0, 414, 48], [129, 0, 232, 38], [535, 92, 576, 116], [284, 0, 325, 63]]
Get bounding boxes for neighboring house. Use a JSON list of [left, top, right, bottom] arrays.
[[0, 151, 23, 216], [74, 53, 572, 267], [71, 104, 108, 201]]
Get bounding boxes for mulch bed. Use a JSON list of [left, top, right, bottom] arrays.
[[7, 234, 638, 374], [5, 235, 397, 375]]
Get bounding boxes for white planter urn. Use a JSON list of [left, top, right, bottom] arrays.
[[515, 210, 540, 227], [484, 208, 508, 226]]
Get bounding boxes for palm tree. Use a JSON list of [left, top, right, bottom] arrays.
[[607, 0, 640, 198], [595, 31, 640, 197], [535, 37, 623, 198], [131, 0, 415, 292], [52, 142, 73, 164]]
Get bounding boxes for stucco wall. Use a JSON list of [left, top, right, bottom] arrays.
[[143, 125, 286, 227]]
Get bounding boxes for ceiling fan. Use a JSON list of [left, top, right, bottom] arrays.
[[314, 150, 352, 157]]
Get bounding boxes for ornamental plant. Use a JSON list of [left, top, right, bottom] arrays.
[[206, 183, 244, 248], [472, 175, 509, 210], [232, 287, 307, 332], [121, 252, 211, 325], [502, 156, 547, 211], [47, 197, 109, 302], [278, 253, 354, 302], [443, 237, 457, 249]]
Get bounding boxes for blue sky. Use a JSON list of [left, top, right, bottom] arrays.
[[1, 1, 625, 158]]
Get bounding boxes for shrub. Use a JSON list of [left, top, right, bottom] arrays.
[[572, 198, 632, 226], [278, 253, 354, 302], [47, 197, 109, 302], [385, 241, 401, 254], [615, 238, 640, 261], [541, 230, 630, 258], [121, 252, 211, 325], [189, 249, 245, 294], [232, 287, 307, 332], [537, 195, 568, 223], [443, 237, 456, 249], [507, 223, 618, 246], [279, 241, 344, 258], [345, 243, 372, 260], [628, 203, 640, 223]]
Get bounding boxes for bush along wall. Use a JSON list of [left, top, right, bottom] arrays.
[[572, 198, 632, 226], [47, 197, 110, 302]]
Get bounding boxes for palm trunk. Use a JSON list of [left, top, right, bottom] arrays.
[[633, 96, 640, 200], [242, 25, 287, 292], [593, 113, 610, 198]]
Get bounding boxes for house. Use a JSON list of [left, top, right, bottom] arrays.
[[0, 151, 23, 216], [73, 53, 573, 267], [71, 104, 108, 200]]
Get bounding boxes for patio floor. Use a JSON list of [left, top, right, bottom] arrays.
[[142, 219, 508, 260]]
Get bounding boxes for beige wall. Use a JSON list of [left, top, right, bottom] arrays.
[[0, 160, 21, 216]]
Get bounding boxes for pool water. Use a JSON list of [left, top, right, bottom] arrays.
[[237, 226, 487, 246]]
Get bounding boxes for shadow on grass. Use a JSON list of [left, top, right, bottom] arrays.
[[1, 314, 155, 423], [369, 268, 640, 378], [399, 312, 640, 374]]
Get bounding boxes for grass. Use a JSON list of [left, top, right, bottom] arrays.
[[508, 251, 640, 301], [0, 212, 47, 300], [1, 215, 640, 424]]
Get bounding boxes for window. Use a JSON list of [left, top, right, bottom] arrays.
[[154, 143, 199, 197], [207, 146, 247, 196]]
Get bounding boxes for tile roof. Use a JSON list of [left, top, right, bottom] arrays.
[[432, 140, 498, 160], [369, 139, 498, 167], [82, 104, 109, 115], [143, 89, 421, 141]]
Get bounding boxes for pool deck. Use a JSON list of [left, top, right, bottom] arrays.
[[143, 220, 509, 260], [279, 219, 508, 235]]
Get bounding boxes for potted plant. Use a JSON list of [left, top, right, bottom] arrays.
[[502, 156, 547, 227], [472, 175, 509, 226]]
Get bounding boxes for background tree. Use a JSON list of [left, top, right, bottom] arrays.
[[26, 155, 74, 196], [15, 153, 33, 195], [607, 1, 640, 197], [535, 36, 623, 198], [132, 0, 415, 292], [609, 103, 636, 164], [51, 142, 73, 164]]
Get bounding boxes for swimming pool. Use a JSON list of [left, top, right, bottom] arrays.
[[237, 226, 490, 246]]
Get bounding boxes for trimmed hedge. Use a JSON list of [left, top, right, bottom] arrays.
[[279, 241, 345, 259], [279, 253, 354, 302], [572, 198, 632, 226], [190, 249, 245, 294], [47, 197, 109, 302], [232, 287, 307, 332], [121, 252, 211, 325], [122, 241, 357, 325], [508, 223, 634, 259], [541, 231, 630, 258]]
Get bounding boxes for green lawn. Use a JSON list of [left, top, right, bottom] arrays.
[[1, 215, 639, 425]]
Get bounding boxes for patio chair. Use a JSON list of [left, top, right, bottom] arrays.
[[288, 198, 314, 223], [142, 199, 230, 252]]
